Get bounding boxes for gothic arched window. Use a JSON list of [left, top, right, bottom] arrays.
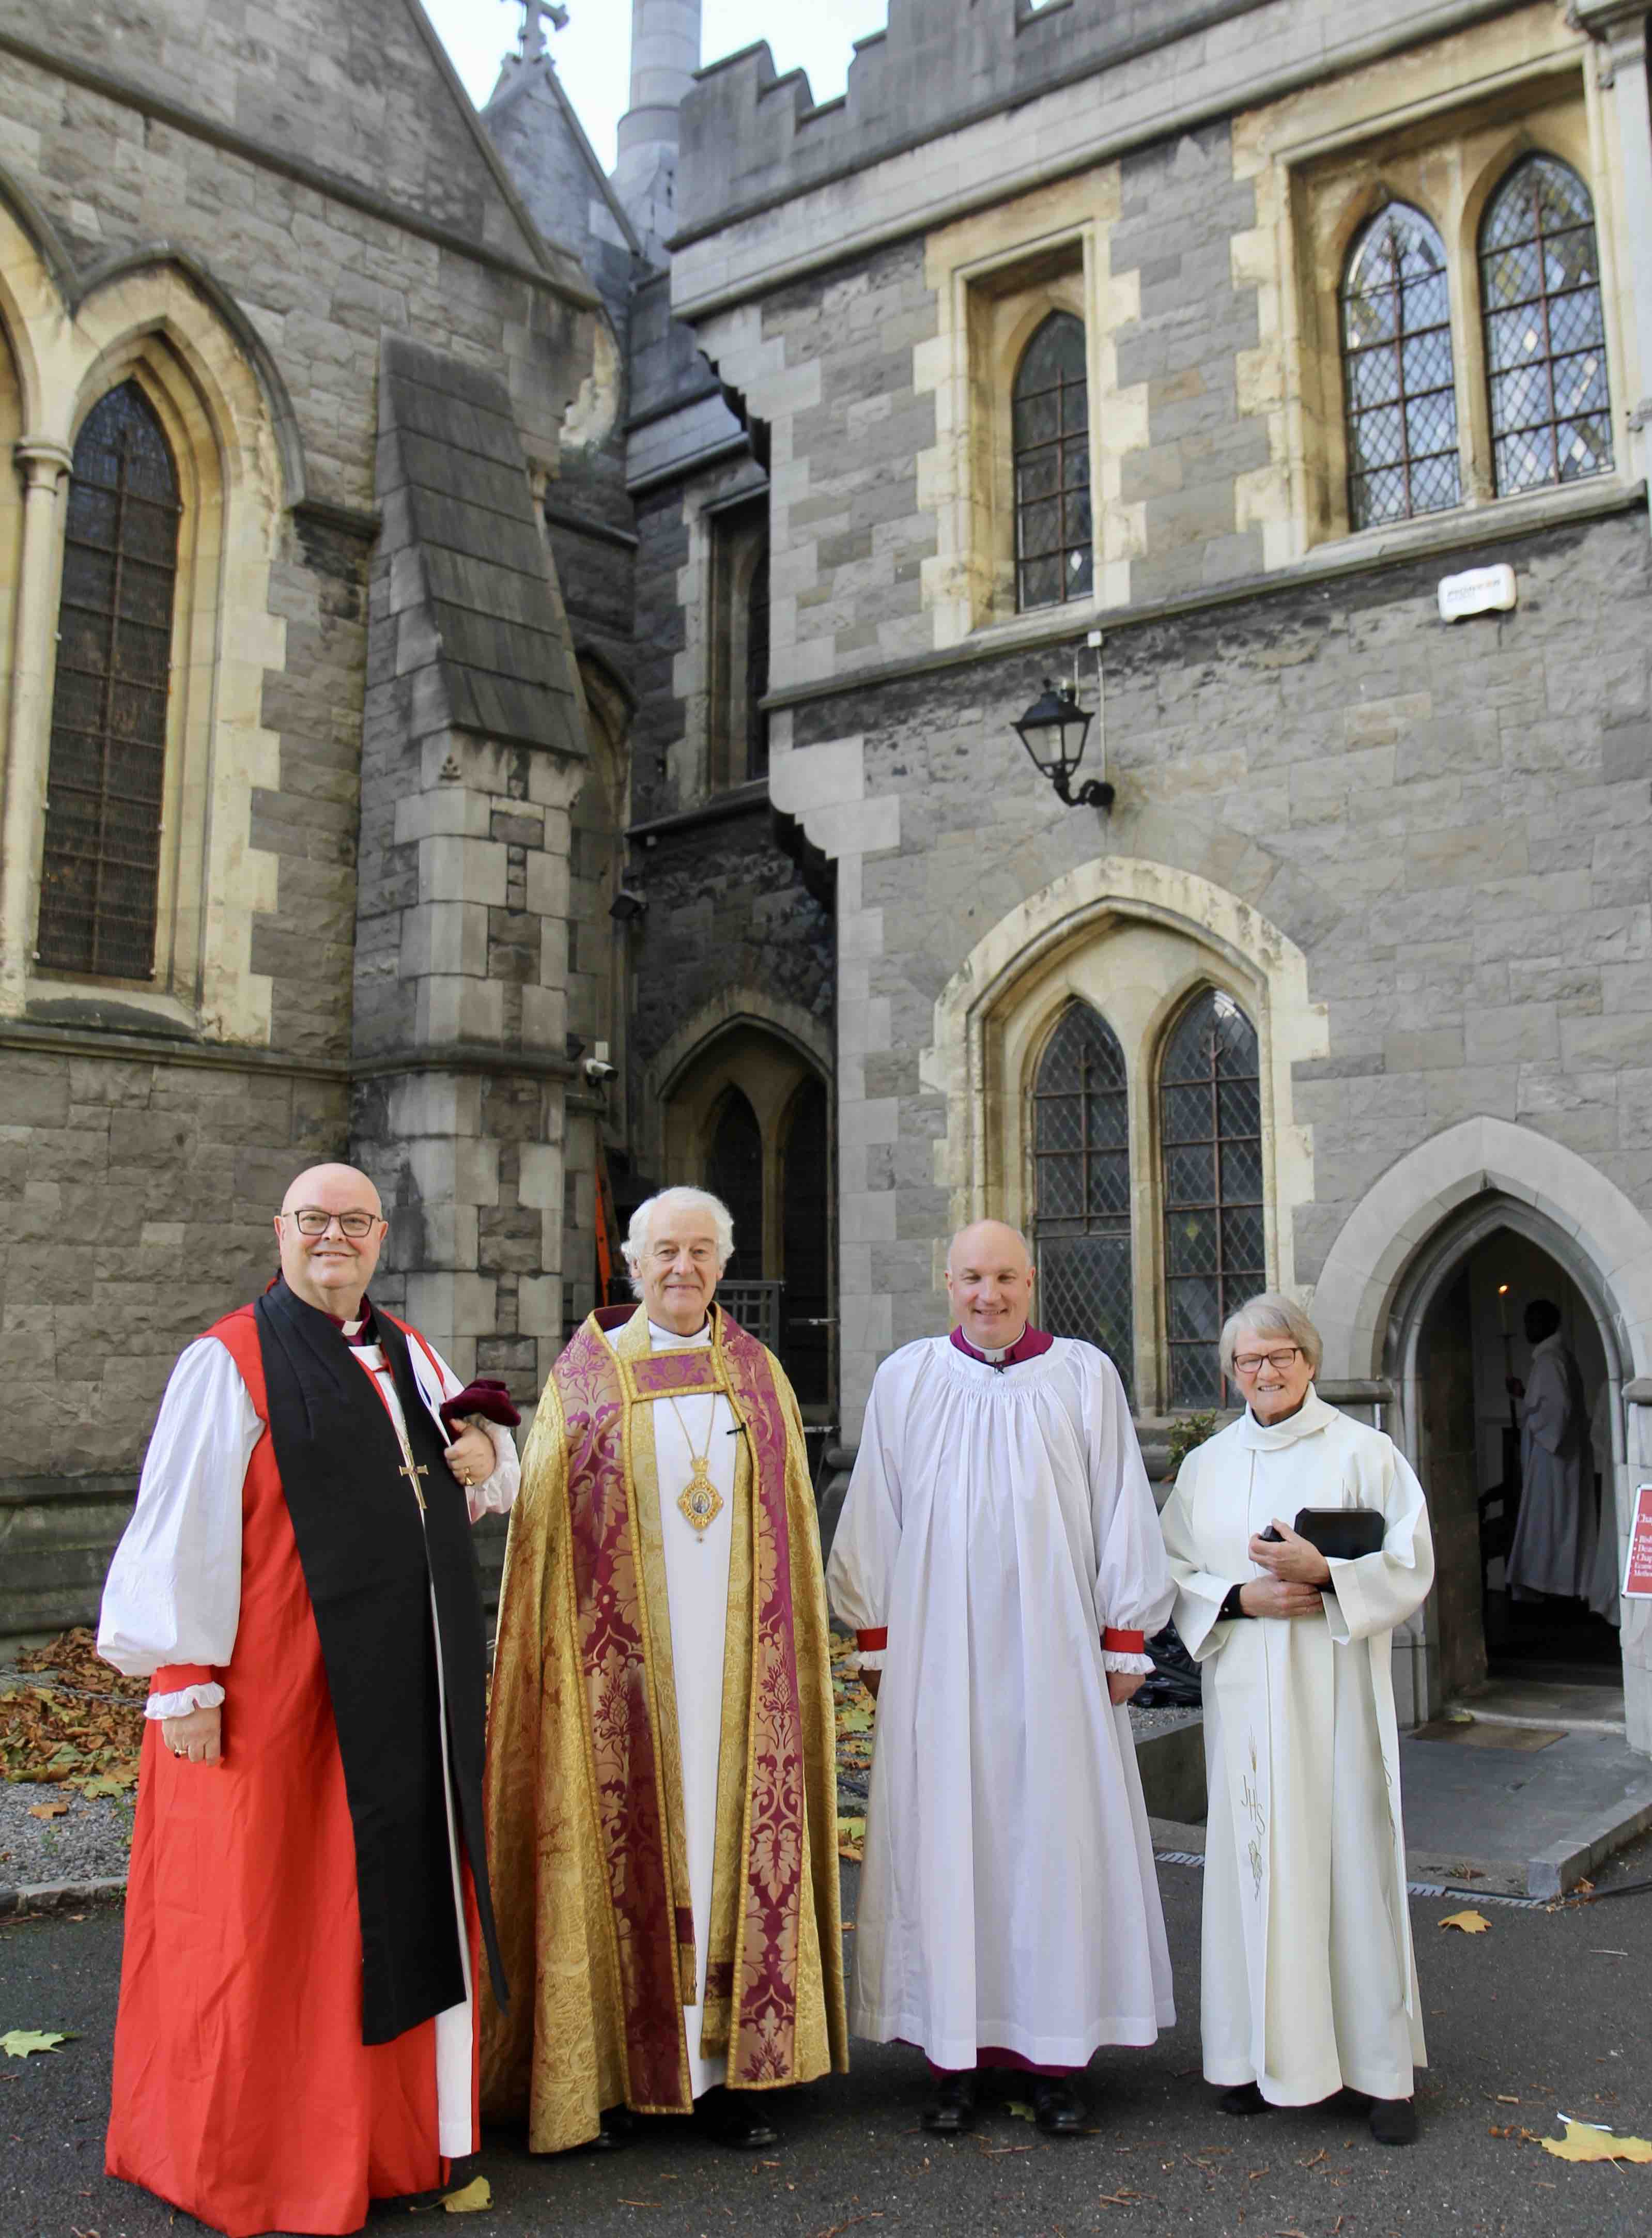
[[38, 381, 181, 978], [707, 1087, 764, 1278], [1340, 203, 1460, 529], [1480, 155, 1612, 497], [1013, 312, 1092, 612], [1161, 990, 1264, 1408], [1031, 1002, 1133, 1394]]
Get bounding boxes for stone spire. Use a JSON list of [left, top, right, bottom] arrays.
[[612, 0, 702, 261]]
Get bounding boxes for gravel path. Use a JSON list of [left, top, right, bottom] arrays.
[[0, 1778, 134, 1889]]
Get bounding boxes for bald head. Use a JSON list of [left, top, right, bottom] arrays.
[[275, 1164, 387, 1317], [281, 1163, 382, 1220], [945, 1219, 1036, 1352], [947, 1219, 1031, 1277]]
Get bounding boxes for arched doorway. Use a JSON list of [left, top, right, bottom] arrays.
[[1391, 1193, 1623, 1717], [658, 1019, 836, 1423]]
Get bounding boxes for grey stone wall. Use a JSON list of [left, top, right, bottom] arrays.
[[1111, 121, 1267, 603], [773, 238, 938, 674], [794, 504, 1652, 1338], [678, 0, 1272, 234], [631, 806, 834, 1076], [0, 6, 600, 1642]]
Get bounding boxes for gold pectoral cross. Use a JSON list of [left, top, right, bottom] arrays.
[[399, 1456, 429, 1515]]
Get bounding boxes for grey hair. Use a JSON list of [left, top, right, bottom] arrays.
[[1219, 1291, 1323, 1379], [622, 1187, 736, 1297]]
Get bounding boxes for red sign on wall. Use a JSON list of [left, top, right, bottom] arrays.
[[1626, 1486, 1652, 1600]]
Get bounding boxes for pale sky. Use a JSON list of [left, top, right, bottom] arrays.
[[423, 3, 892, 172]]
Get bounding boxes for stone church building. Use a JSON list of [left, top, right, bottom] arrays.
[[3, 0, 1650, 1760]]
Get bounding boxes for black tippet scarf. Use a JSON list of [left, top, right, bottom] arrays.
[[255, 1277, 507, 2045]]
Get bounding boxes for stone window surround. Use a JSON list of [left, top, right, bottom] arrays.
[[0, 222, 286, 1045], [705, 492, 770, 791], [914, 169, 1142, 649], [980, 905, 1284, 1419], [1235, 23, 1639, 566], [669, 459, 771, 804]]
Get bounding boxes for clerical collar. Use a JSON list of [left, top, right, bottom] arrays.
[[322, 1300, 378, 1349], [950, 1323, 1054, 1370], [648, 1317, 711, 1347]]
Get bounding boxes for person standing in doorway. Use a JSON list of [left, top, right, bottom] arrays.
[[1505, 1299, 1596, 1604]]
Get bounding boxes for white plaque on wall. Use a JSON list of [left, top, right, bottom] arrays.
[[1438, 562, 1517, 622]]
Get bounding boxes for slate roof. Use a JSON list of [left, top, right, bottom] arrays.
[[375, 336, 586, 759]]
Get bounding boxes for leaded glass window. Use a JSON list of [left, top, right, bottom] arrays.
[[37, 382, 180, 978], [746, 541, 770, 780], [1031, 1002, 1133, 1394], [1161, 990, 1264, 1408], [1013, 312, 1093, 612], [1341, 203, 1460, 529], [1480, 156, 1612, 497]]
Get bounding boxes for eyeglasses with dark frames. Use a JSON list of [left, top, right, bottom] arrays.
[[1231, 1346, 1303, 1376], [284, 1209, 381, 1239]]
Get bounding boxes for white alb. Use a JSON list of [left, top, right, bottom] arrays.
[[826, 1333, 1176, 2069]]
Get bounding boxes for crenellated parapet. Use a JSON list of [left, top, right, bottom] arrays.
[[676, 0, 1272, 237]]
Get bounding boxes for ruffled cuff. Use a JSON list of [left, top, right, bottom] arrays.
[[854, 1625, 887, 1675], [1101, 1626, 1151, 1676], [146, 1665, 224, 1720]]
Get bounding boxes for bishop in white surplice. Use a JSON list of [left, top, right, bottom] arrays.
[[1159, 1304, 1433, 2124], [826, 1222, 1175, 2086]]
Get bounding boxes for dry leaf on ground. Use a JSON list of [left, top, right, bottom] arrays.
[[1542, 2120, 1652, 2165], [27, 1800, 70, 1820], [1, 2029, 72, 2058], [441, 2174, 492, 2211], [1438, 1910, 1490, 1934]]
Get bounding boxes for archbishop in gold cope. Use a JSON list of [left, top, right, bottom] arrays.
[[482, 1187, 846, 2152]]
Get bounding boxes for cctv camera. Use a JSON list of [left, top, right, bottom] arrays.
[[583, 1057, 616, 1084]]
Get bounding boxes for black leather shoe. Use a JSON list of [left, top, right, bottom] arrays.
[[1369, 2097, 1417, 2147], [589, 2105, 635, 2150], [1219, 2082, 1268, 2116], [921, 2071, 977, 2134], [694, 2086, 780, 2150], [1032, 2077, 1085, 2135]]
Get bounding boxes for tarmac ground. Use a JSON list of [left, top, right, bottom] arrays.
[[3, 1832, 1648, 2238]]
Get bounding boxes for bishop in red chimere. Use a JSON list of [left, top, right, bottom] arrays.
[[97, 1164, 519, 2238]]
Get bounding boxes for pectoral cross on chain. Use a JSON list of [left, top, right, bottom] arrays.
[[399, 1457, 429, 1515]]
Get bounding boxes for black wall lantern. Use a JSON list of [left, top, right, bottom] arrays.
[[1012, 677, 1114, 811]]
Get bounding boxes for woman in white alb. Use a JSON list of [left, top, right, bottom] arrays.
[[1159, 1293, 1433, 2147]]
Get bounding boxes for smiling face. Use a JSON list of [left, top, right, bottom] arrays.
[[945, 1220, 1036, 1352], [1229, 1321, 1314, 1423], [638, 1198, 724, 1335], [273, 1163, 387, 1319]]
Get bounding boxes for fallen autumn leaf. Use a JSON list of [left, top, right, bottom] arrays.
[[1438, 1910, 1490, 1934], [1541, 2119, 1652, 2165], [442, 2175, 492, 2212]]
